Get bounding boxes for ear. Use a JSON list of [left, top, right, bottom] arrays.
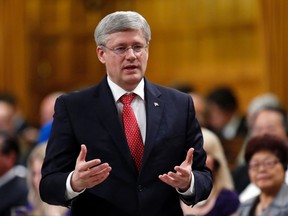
[[97, 46, 106, 64]]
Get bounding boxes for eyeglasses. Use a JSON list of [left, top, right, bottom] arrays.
[[248, 159, 279, 171], [101, 44, 148, 55]]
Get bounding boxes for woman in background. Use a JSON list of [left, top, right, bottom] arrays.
[[181, 127, 240, 216], [13, 143, 69, 216], [237, 135, 288, 216]]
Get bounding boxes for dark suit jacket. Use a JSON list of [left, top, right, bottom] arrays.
[[40, 77, 212, 216]]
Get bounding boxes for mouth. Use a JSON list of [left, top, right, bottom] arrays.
[[123, 65, 138, 71], [256, 175, 270, 181]]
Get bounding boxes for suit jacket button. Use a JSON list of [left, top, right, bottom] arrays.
[[137, 185, 142, 192]]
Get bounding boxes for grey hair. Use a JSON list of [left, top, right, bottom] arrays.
[[94, 11, 151, 46]]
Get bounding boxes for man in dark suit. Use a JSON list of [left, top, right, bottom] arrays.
[[39, 11, 212, 216]]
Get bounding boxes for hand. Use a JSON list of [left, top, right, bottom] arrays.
[[159, 148, 194, 192], [71, 144, 112, 192]]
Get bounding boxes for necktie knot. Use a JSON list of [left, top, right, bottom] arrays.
[[120, 93, 136, 105]]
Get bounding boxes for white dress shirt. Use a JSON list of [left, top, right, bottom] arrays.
[[108, 76, 146, 143]]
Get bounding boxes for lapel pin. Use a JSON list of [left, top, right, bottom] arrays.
[[154, 102, 159, 107]]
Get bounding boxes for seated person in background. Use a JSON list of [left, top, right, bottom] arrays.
[[205, 87, 247, 142], [232, 106, 288, 200], [0, 131, 28, 216], [205, 87, 247, 170], [237, 135, 288, 216], [0, 93, 38, 166], [181, 128, 240, 216], [12, 143, 69, 216], [235, 92, 282, 166], [245, 93, 281, 133], [37, 91, 64, 144], [189, 92, 207, 127]]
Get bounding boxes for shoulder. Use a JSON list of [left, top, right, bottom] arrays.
[[59, 77, 108, 102], [145, 80, 192, 103], [216, 189, 240, 209], [218, 189, 239, 200], [274, 183, 288, 206], [60, 85, 98, 101], [237, 196, 257, 215]]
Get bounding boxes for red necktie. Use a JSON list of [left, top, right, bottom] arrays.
[[120, 93, 144, 171]]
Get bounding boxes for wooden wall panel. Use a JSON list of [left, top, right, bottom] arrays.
[[259, 0, 288, 109], [1, 0, 287, 126], [131, 0, 266, 113], [0, 0, 30, 119]]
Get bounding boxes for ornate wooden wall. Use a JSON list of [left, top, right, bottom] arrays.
[[0, 0, 287, 126]]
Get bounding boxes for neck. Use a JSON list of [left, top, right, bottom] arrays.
[[258, 190, 276, 211]]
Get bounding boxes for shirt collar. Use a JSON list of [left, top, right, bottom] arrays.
[[107, 76, 145, 102]]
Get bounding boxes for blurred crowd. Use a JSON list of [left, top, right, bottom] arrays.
[[173, 83, 288, 215], [0, 91, 69, 216], [1, 85, 288, 216]]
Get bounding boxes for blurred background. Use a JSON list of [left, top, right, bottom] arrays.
[[0, 0, 287, 127]]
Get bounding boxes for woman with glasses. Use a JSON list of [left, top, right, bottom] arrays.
[[237, 134, 288, 216]]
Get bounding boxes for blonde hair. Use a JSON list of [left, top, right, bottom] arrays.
[[27, 143, 68, 216], [201, 128, 234, 196]]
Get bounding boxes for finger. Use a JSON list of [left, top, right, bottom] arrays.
[[77, 144, 87, 163], [90, 166, 112, 177], [159, 174, 177, 187], [89, 163, 111, 176], [88, 170, 111, 188], [80, 158, 102, 171], [174, 166, 189, 176], [185, 148, 194, 165]]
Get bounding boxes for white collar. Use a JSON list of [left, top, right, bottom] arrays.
[[107, 76, 145, 102]]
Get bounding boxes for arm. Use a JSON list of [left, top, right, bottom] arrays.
[[159, 94, 213, 205], [39, 96, 111, 206]]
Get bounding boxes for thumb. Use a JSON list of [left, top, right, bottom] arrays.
[[185, 148, 194, 165], [77, 144, 87, 163]]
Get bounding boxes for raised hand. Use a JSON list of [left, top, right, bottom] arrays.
[[71, 144, 112, 192], [159, 148, 194, 192]]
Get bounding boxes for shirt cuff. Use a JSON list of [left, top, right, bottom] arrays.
[[177, 172, 195, 196], [65, 171, 85, 200]]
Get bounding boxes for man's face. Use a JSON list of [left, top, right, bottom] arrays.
[[97, 29, 149, 91], [251, 110, 287, 139], [0, 102, 15, 134], [206, 103, 231, 132]]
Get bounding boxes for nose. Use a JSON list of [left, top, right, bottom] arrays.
[[125, 48, 137, 59]]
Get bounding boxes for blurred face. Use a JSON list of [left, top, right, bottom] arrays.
[[251, 110, 287, 139], [205, 153, 214, 171], [97, 29, 149, 91], [190, 93, 207, 126], [0, 102, 15, 134], [206, 103, 231, 132], [248, 150, 284, 193]]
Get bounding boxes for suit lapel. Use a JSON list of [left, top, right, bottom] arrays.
[[141, 80, 164, 168]]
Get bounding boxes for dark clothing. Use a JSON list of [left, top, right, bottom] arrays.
[[0, 175, 28, 216], [40, 77, 212, 216], [206, 189, 240, 216], [232, 163, 250, 194]]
